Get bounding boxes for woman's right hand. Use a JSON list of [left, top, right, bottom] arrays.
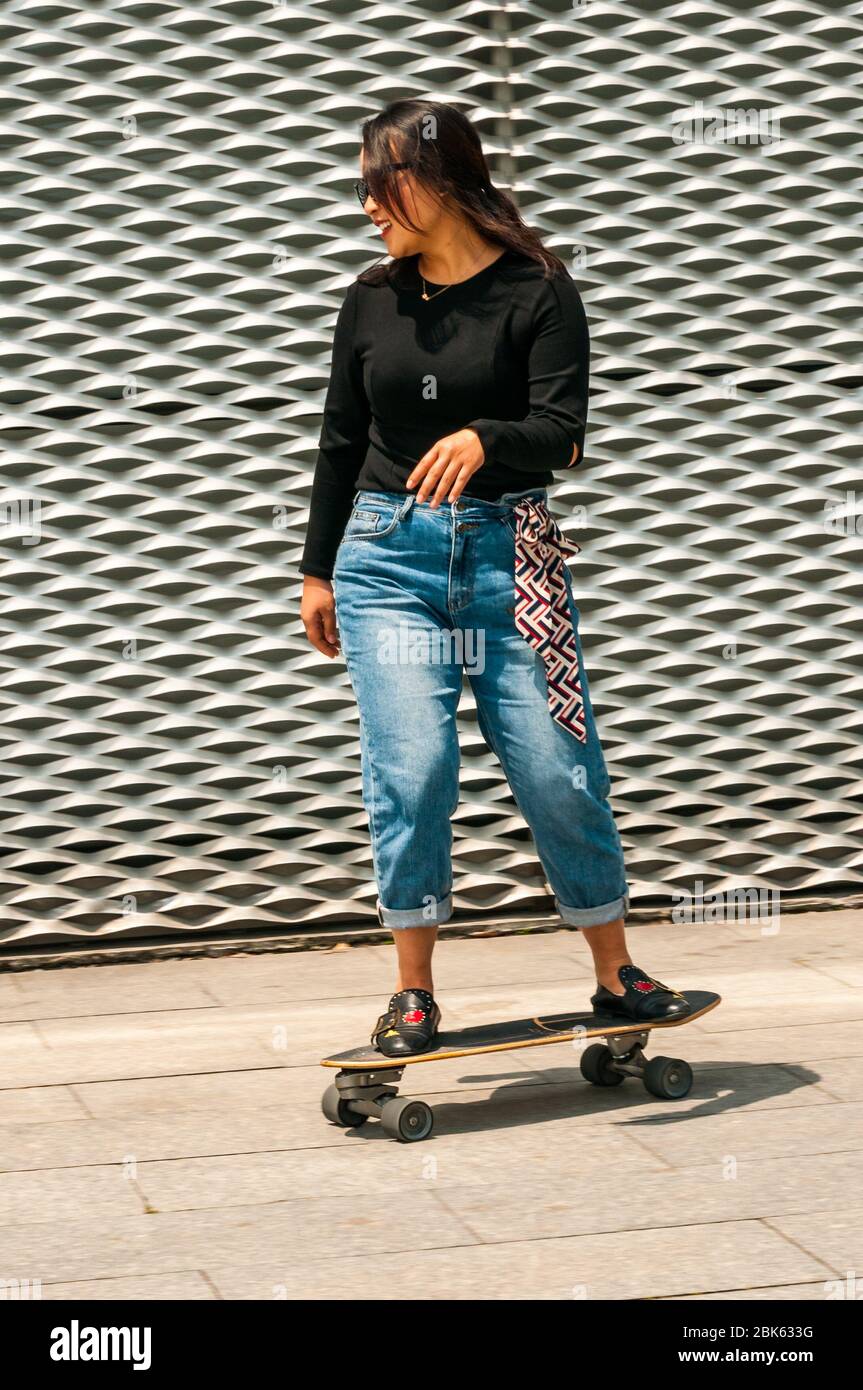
[[301, 576, 340, 658]]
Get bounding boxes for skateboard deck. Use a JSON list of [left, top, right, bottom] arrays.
[[322, 989, 720, 1070]]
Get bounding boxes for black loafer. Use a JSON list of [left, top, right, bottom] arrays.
[[371, 988, 441, 1057], [591, 964, 690, 1023]]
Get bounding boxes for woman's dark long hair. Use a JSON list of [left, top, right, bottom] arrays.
[[355, 99, 568, 286]]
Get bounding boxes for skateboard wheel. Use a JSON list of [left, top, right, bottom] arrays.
[[321, 1083, 368, 1129], [580, 1043, 624, 1087], [380, 1097, 434, 1143], [643, 1056, 693, 1100]]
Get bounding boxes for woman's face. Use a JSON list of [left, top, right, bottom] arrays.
[[358, 147, 445, 259]]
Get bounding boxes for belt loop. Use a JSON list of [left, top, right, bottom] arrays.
[[400, 492, 416, 519]]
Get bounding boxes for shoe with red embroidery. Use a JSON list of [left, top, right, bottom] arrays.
[[590, 964, 690, 1022], [371, 988, 441, 1057]]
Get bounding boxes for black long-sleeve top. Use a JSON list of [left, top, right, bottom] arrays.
[[300, 247, 590, 580]]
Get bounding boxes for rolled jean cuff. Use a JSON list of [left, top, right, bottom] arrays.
[[555, 889, 629, 928], [377, 892, 453, 930]]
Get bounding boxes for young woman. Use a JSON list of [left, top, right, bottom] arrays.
[[301, 99, 689, 1057]]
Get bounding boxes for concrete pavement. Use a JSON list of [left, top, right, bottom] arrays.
[[0, 909, 860, 1300]]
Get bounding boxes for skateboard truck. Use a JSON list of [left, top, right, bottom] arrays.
[[580, 1030, 695, 1097], [322, 1067, 434, 1142], [605, 1030, 650, 1076]]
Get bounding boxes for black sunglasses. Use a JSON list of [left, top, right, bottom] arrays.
[[354, 162, 415, 208]]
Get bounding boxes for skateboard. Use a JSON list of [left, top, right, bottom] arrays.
[[321, 989, 720, 1142]]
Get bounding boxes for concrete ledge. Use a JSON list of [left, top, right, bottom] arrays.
[[0, 891, 860, 974]]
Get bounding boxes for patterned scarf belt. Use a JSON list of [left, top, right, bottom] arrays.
[[512, 497, 587, 744]]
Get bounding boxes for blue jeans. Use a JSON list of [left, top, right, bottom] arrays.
[[332, 486, 630, 930]]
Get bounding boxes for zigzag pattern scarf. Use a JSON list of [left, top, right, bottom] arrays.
[[512, 497, 586, 743]]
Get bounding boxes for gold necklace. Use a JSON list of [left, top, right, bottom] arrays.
[[419, 245, 495, 301]]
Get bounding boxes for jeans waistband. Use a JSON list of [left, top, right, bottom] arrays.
[[353, 486, 548, 518]]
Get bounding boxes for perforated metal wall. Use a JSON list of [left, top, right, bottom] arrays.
[[1, 1, 861, 945]]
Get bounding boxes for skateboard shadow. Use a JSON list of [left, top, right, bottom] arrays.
[[344, 1059, 822, 1139]]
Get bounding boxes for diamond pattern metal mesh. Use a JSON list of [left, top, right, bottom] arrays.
[[1, 1, 862, 945]]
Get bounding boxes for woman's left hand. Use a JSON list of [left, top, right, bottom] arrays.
[[407, 429, 486, 506]]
